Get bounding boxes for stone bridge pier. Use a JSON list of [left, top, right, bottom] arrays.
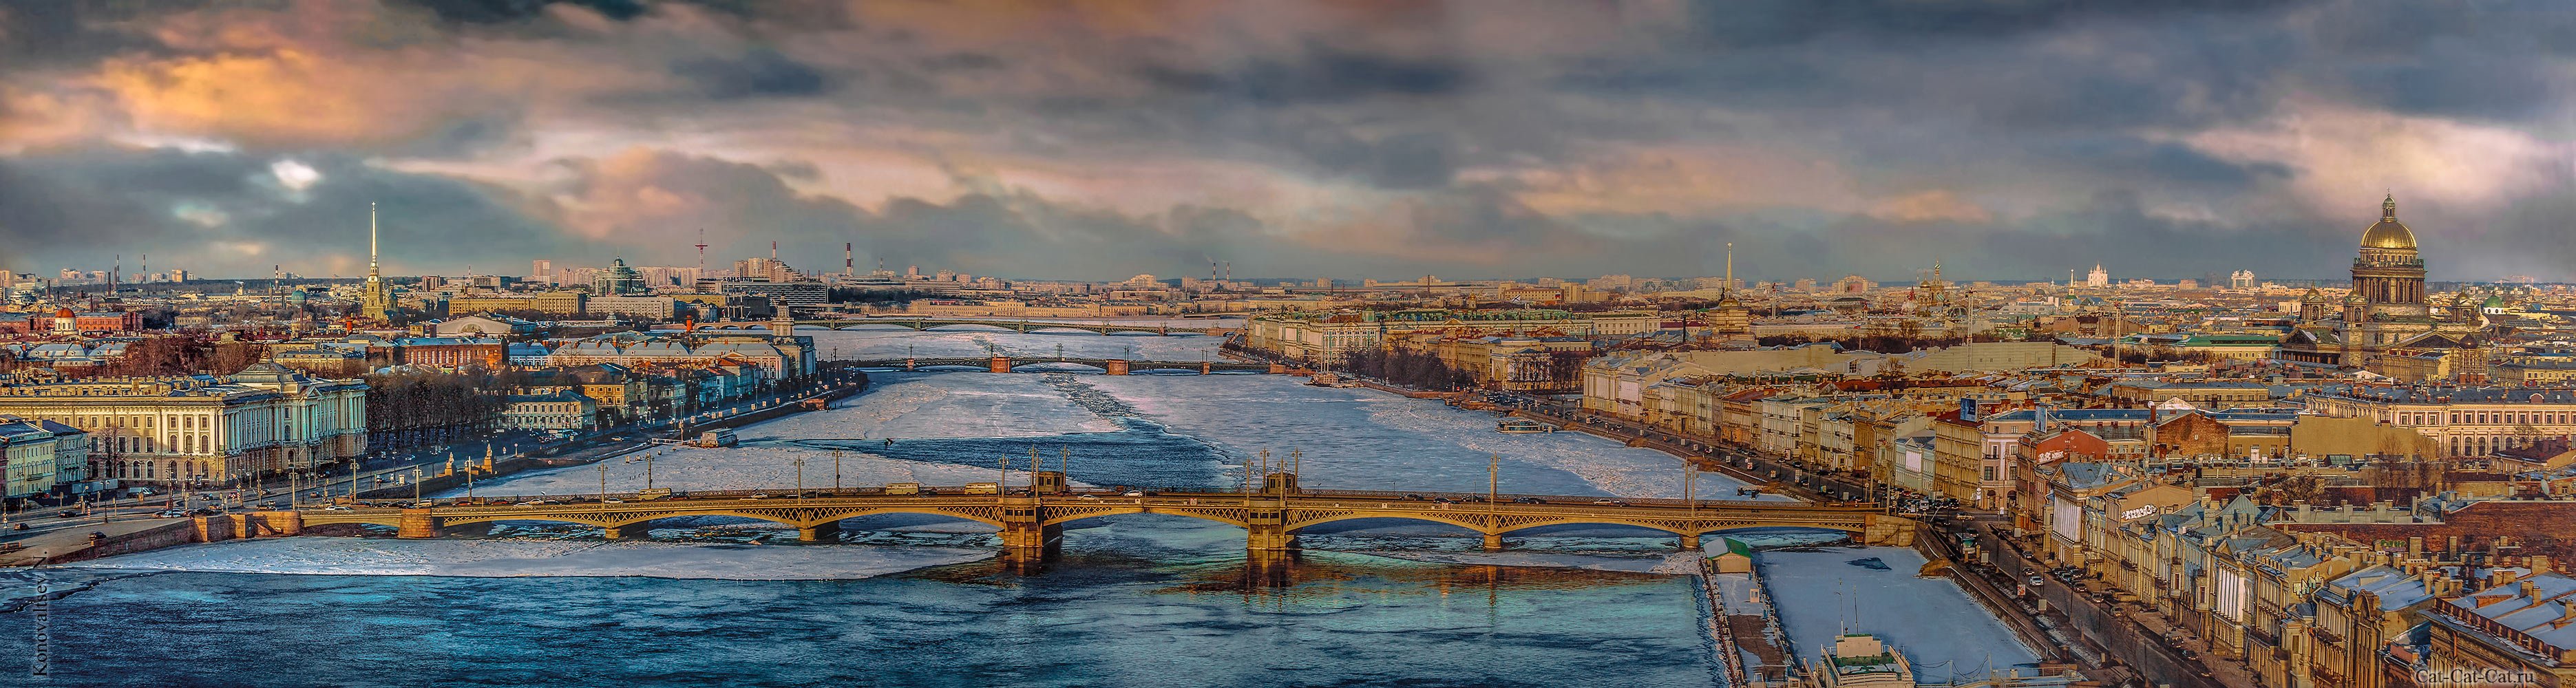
[[1245, 497, 1295, 550], [988, 356, 1013, 374], [1861, 514, 1920, 547], [398, 508, 441, 539], [1104, 359, 1130, 375], [997, 495, 1062, 553]]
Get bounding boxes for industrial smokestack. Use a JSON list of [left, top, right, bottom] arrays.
[[845, 243, 854, 274], [1223, 261, 1230, 282], [772, 241, 779, 259]]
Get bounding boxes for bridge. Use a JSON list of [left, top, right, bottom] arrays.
[[255, 473, 1917, 558], [705, 317, 1234, 336], [849, 355, 1279, 374]]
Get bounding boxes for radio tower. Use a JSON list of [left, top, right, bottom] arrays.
[[694, 228, 709, 278]]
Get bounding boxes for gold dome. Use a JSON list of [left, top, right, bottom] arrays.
[[2360, 193, 2416, 250]]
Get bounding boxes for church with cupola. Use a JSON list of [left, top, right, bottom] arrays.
[[2276, 194, 2487, 372]]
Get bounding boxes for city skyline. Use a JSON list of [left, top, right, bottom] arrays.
[[4, 1, 2573, 282]]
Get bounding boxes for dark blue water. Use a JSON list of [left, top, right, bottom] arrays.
[[1, 520, 1720, 688]]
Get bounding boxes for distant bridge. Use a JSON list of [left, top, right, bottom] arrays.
[[849, 356, 1278, 374], [262, 475, 1917, 556], [701, 317, 1234, 336]]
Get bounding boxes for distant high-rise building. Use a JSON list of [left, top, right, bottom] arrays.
[[531, 259, 553, 284], [593, 257, 646, 295], [733, 257, 801, 283]]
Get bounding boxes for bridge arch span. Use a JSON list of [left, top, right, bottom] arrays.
[[432, 504, 1011, 531], [921, 323, 1015, 332], [1011, 362, 1109, 374], [834, 323, 916, 331], [1037, 504, 1252, 530], [1278, 510, 1871, 539]]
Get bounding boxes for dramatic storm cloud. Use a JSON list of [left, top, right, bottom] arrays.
[[3, 0, 2571, 281]]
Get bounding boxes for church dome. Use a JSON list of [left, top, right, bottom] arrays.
[[2360, 193, 2416, 250]]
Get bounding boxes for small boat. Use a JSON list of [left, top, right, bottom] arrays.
[[1497, 418, 1555, 434], [1819, 634, 1914, 688]]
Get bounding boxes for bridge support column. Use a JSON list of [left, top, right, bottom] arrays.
[[603, 523, 645, 540], [997, 495, 1060, 555], [397, 508, 441, 539], [796, 524, 834, 542], [1245, 497, 1296, 550], [989, 356, 1013, 374], [905, 358, 916, 372], [1200, 361, 1212, 375], [1482, 533, 1505, 551], [1104, 359, 1130, 375], [1679, 533, 1701, 550], [1862, 514, 1918, 547], [251, 510, 302, 537]]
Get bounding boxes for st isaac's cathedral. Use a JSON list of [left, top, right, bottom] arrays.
[[2276, 195, 2487, 369]]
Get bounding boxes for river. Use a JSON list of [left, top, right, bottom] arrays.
[[0, 327, 2036, 687]]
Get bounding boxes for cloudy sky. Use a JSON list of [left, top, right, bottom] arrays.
[[3, 0, 2570, 283]]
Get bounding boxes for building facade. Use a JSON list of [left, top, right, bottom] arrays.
[[0, 365, 366, 487]]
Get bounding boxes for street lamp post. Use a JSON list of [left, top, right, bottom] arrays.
[[793, 455, 805, 499], [832, 450, 841, 493], [412, 468, 423, 506]]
